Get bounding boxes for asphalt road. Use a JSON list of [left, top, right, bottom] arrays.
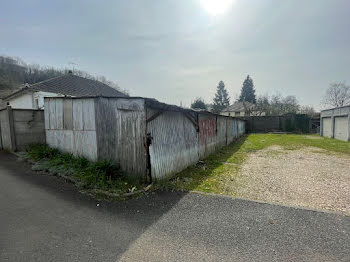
[[0, 151, 349, 262]]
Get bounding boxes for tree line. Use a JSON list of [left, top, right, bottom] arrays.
[[0, 55, 126, 98], [191, 75, 350, 116]]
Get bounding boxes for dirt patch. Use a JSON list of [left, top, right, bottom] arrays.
[[235, 146, 350, 215]]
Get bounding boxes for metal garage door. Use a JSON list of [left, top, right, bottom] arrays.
[[334, 117, 349, 141], [322, 117, 332, 138]]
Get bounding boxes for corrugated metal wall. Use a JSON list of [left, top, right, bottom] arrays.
[[45, 98, 98, 161], [147, 109, 199, 180], [198, 113, 217, 158], [147, 108, 246, 180]]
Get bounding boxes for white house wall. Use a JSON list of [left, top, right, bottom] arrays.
[[8, 93, 33, 109], [33, 91, 60, 109]]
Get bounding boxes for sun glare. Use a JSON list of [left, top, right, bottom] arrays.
[[200, 0, 234, 16]]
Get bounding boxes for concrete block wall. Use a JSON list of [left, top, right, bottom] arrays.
[[0, 106, 45, 151]]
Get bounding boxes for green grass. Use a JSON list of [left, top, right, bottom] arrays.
[[21, 144, 144, 195], [156, 134, 350, 195]]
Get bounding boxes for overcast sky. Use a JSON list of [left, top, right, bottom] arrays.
[[1, 0, 349, 110]]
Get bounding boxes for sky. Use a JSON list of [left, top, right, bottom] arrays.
[[1, 0, 350, 110]]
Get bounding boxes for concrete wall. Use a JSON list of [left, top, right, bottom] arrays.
[[45, 98, 98, 161], [12, 109, 45, 151], [0, 106, 45, 151], [0, 108, 13, 150], [321, 106, 350, 141]]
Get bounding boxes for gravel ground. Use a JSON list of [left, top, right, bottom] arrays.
[[235, 146, 350, 215]]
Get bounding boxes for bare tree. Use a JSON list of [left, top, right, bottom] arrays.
[[322, 82, 350, 108], [299, 105, 317, 117]]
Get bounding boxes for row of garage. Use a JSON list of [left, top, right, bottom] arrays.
[[321, 106, 350, 141]]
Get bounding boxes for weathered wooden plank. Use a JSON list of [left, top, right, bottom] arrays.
[[49, 99, 56, 130], [63, 99, 73, 130], [55, 99, 64, 130], [73, 130, 97, 161], [82, 99, 95, 130], [44, 99, 50, 130], [73, 99, 84, 131]]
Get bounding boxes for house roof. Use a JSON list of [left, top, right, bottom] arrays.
[[222, 101, 255, 112], [4, 73, 127, 99]]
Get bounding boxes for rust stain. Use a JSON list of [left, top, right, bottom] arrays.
[[199, 119, 216, 144]]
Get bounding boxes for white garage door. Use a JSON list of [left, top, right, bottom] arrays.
[[322, 117, 332, 138], [334, 117, 349, 141]]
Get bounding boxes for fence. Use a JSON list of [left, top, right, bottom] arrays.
[[0, 106, 45, 151], [45, 97, 246, 181], [241, 114, 311, 133], [321, 106, 350, 141]]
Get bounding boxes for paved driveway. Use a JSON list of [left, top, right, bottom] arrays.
[[0, 151, 349, 262]]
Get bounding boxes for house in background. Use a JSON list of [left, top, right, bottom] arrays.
[[3, 72, 126, 109], [221, 101, 264, 117]]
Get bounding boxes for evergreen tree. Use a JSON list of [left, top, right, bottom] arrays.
[[239, 75, 256, 103], [212, 81, 230, 113], [191, 97, 207, 110]]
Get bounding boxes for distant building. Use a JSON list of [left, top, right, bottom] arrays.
[[3, 72, 126, 109], [221, 101, 264, 117]]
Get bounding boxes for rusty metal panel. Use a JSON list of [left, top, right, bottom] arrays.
[[147, 110, 199, 180], [198, 113, 217, 159]]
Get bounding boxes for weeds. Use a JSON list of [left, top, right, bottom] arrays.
[[23, 144, 144, 195]]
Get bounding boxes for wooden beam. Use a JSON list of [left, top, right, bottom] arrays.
[[184, 112, 199, 131], [146, 110, 163, 123]]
